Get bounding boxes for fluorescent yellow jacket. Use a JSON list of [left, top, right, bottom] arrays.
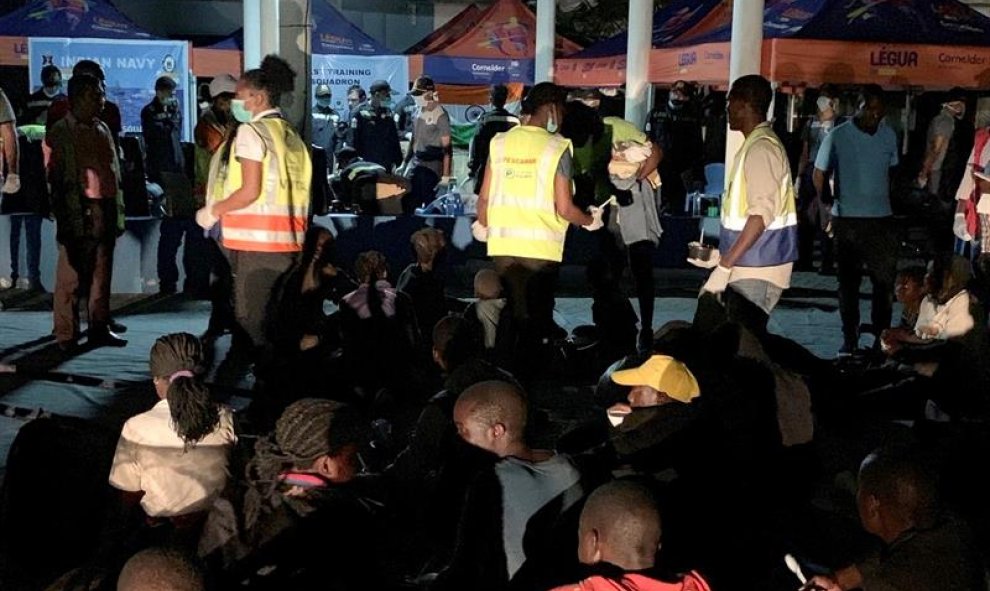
[[720, 124, 798, 267], [486, 126, 572, 262], [207, 117, 312, 253]]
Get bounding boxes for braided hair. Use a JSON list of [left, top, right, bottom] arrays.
[[149, 333, 220, 446], [243, 399, 364, 527]]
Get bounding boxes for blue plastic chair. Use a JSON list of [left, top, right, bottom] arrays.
[[704, 163, 725, 196]]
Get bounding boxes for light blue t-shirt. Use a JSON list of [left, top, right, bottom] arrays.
[[815, 119, 899, 218]]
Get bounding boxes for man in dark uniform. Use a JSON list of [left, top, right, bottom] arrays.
[[141, 75, 202, 295], [468, 84, 519, 194], [312, 84, 347, 173], [351, 80, 403, 172], [21, 65, 64, 125], [645, 80, 705, 213]]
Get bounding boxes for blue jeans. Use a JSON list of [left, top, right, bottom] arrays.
[[8, 214, 43, 282]]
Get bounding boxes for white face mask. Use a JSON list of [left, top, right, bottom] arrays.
[[414, 94, 429, 109], [816, 96, 834, 114], [546, 107, 559, 134]]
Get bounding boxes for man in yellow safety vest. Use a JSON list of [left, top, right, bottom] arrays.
[[473, 82, 605, 372], [689, 75, 797, 333]]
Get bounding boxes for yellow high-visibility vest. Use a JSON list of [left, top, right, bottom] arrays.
[[487, 126, 572, 262], [720, 123, 798, 267], [207, 117, 312, 253]]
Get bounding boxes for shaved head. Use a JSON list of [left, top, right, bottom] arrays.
[[578, 481, 661, 570], [454, 380, 528, 454], [117, 548, 204, 591]]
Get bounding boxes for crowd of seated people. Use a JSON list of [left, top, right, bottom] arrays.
[[2, 235, 990, 591]]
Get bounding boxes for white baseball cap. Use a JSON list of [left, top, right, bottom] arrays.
[[209, 74, 238, 98]]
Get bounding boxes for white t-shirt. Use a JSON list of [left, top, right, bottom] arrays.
[[915, 290, 974, 341], [233, 108, 281, 162], [109, 399, 237, 517]]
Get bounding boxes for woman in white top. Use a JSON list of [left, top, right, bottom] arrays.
[[109, 333, 236, 519]]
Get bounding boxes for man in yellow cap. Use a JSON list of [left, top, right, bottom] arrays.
[[608, 354, 701, 419]]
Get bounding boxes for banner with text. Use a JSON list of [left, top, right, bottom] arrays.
[[311, 54, 408, 114], [29, 37, 191, 141], [424, 56, 534, 85]]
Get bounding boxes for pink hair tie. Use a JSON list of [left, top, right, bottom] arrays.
[[168, 370, 195, 384]]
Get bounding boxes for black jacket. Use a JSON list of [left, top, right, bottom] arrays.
[[140, 97, 184, 183]]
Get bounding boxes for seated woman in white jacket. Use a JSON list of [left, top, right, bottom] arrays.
[[109, 333, 237, 520]]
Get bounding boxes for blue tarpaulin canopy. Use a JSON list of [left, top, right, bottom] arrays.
[[678, 0, 990, 46], [0, 0, 154, 39], [569, 0, 721, 58], [311, 0, 394, 56]]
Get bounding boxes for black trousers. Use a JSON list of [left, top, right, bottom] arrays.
[[595, 224, 656, 333], [226, 248, 296, 349], [833, 216, 899, 346], [157, 217, 209, 293]]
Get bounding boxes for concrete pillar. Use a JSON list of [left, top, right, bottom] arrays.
[[277, 0, 312, 139], [243, 0, 261, 70], [261, 0, 281, 58], [534, 0, 555, 84], [724, 0, 765, 185], [624, 0, 653, 126]]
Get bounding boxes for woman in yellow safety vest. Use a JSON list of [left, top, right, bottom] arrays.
[[196, 54, 313, 353]]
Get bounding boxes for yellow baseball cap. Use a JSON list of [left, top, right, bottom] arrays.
[[610, 355, 700, 403]]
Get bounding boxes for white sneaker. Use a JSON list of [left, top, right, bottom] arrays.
[[0, 277, 12, 289]]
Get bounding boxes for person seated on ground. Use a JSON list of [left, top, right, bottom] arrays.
[[117, 547, 204, 591], [549, 480, 711, 591], [108, 333, 236, 542], [198, 398, 385, 589], [802, 446, 985, 591], [432, 380, 588, 591], [384, 315, 514, 572], [467, 268, 508, 352], [595, 338, 787, 589], [339, 250, 420, 395], [397, 227, 449, 351], [870, 254, 989, 421], [893, 266, 927, 329], [881, 254, 975, 355]]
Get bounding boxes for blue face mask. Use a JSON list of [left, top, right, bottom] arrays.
[[316, 98, 332, 109], [231, 99, 252, 123]]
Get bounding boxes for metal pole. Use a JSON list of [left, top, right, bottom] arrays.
[[261, 0, 281, 59], [535, 0, 555, 84], [723, 0, 765, 184], [625, 0, 653, 126]]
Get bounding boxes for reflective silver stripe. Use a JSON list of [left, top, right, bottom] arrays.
[[722, 212, 798, 232], [222, 228, 302, 244], [225, 203, 305, 217], [26, 100, 51, 108], [488, 226, 565, 242], [492, 195, 556, 211], [484, 115, 520, 124], [246, 121, 285, 207]]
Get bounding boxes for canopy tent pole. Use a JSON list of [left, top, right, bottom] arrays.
[[262, 0, 281, 58], [724, 0, 765, 185], [535, 0, 555, 83], [624, 0, 653, 127]]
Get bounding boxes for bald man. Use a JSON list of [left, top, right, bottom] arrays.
[[552, 480, 711, 591], [117, 547, 204, 591], [435, 380, 586, 590]]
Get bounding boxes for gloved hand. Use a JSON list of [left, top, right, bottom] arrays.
[[953, 212, 972, 242], [1, 173, 20, 194], [438, 175, 455, 187], [687, 248, 721, 269], [793, 177, 802, 197], [701, 265, 732, 294], [582, 205, 605, 232], [471, 220, 488, 242], [195, 205, 218, 230]]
